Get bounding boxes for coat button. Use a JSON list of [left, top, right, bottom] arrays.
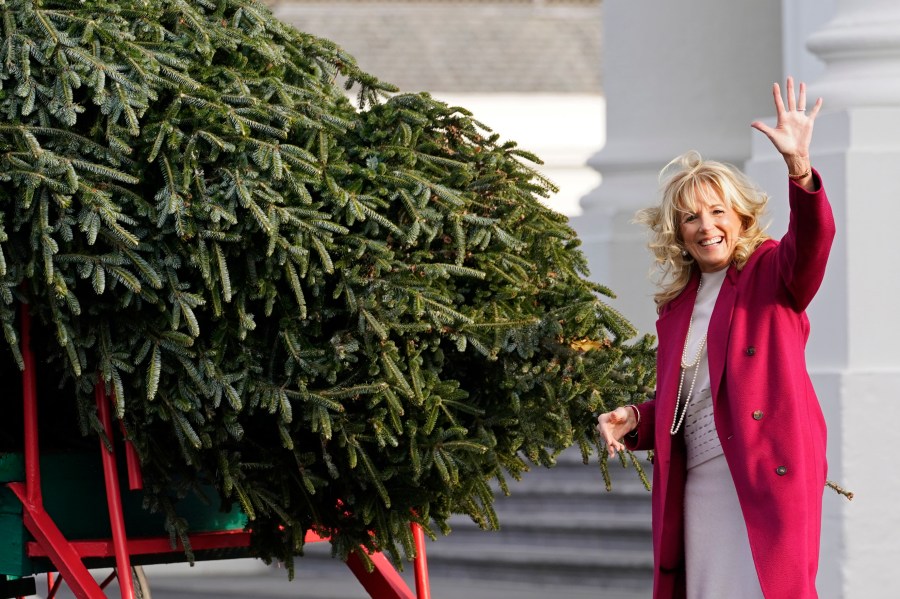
[[752, 410, 764, 420], [776, 466, 787, 476], [745, 346, 756, 356]]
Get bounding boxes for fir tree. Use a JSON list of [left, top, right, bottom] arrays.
[[0, 0, 655, 571]]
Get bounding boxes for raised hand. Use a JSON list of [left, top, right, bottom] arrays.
[[751, 77, 822, 187]]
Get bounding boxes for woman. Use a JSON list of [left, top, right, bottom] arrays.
[[596, 77, 835, 599]]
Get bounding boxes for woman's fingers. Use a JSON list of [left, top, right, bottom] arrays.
[[808, 96, 823, 119], [772, 81, 786, 115], [786, 76, 796, 111], [753, 78, 823, 159], [607, 439, 625, 458], [596, 409, 629, 457], [750, 119, 775, 138]]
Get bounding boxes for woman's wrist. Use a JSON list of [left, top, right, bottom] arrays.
[[627, 404, 640, 435], [784, 154, 811, 179], [784, 154, 815, 190], [788, 166, 811, 180]]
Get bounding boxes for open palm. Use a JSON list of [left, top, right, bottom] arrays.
[[751, 77, 822, 160]]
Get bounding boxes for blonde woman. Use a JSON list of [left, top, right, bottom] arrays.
[[596, 77, 833, 599]]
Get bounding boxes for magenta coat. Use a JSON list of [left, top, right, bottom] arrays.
[[625, 172, 835, 599]]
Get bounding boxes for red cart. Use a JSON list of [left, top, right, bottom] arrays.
[[1, 305, 431, 599]]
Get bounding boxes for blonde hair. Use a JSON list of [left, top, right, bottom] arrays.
[[635, 151, 772, 308]]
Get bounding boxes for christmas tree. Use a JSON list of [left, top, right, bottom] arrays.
[[0, 0, 655, 570]]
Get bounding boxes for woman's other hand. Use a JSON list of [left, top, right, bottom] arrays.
[[596, 407, 637, 458], [750, 76, 822, 189]]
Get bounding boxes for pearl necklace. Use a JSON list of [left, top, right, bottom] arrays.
[[670, 278, 707, 435]]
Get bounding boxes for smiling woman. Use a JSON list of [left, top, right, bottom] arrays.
[[595, 77, 837, 599], [677, 179, 749, 274], [636, 151, 773, 304]]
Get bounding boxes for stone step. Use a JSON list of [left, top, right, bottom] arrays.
[[494, 449, 653, 495], [500, 468, 651, 492], [400, 542, 653, 590], [144, 557, 650, 599], [491, 480, 652, 516], [440, 510, 652, 552], [504, 452, 652, 478], [298, 538, 652, 591]]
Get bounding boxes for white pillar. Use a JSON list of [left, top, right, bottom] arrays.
[[746, 1, 900, 596], [806, 0, 900, 108], [573, 0, 782, 335], [781, 0, 838, 84]]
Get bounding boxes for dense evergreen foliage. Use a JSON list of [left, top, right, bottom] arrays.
[[0, 0, 654, 570]]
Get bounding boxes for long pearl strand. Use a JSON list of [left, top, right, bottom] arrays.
[[670, 279, 707, 435]]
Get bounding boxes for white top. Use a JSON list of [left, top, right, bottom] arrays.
[[682, 268, 727, 470]]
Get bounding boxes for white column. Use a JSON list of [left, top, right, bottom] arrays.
[[781, 0, 838, 84], [573, 0, 782, 335], [806, 0, 900, 108], [746, 1, 900, 596]]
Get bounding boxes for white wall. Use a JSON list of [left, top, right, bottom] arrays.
[[575, 0, 783, 336], [431, 93, 606, 218]]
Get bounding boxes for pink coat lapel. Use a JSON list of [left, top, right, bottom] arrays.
[[658, 265, 738, 424], [707, 266, 738, 405], [654, 273, 699, 439]]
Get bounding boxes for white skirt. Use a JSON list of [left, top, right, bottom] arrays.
[[684, 454, 765, 599]]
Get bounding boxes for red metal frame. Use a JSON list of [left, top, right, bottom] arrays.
[[412, 522, 432, 599], [4, 302, 431, 599], [9, 306, 107, 599], [94, 384, 136, 599]]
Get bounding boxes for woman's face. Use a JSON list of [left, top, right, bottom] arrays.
[[678, 185, 744, 273]]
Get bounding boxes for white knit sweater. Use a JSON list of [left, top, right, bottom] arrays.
[[682, 268, 727, 470]]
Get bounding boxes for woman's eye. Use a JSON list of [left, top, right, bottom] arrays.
[[683, 214, 697, 222]]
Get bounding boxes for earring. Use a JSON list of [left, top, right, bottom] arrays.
[[681, 249, 688, 257]]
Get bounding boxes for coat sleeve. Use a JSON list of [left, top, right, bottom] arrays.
[[777, 169, 836, 311], [623, 398, 656, 451]]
